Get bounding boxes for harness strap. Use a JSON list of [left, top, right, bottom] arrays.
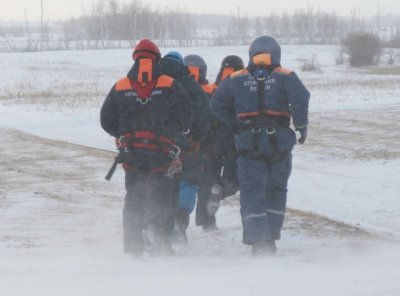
[[238, 66, 289, 164], [118, 131, 180, 174], [119, 131, 175, 154], [238, 149, 289, 164], [252, 77, 266, 154], [122, 162, 170, 174], [237, 110, 290, 118]]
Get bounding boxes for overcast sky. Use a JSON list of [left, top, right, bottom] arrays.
[[1, 0, 399, 21]]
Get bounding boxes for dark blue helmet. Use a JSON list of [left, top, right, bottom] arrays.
[[215, 55, 245, 84], [183, 54, 207, 82], [164, 51, 183, 64], [220, 55, 244, 71], [249, 35, 281, 65]]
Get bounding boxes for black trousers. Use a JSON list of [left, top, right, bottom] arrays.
[[195, 155, 218, 227], [123, 170, 178, 254]]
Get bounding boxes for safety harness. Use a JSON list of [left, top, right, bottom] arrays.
[[106, 127, 181, 181], [119, 131, 180, 164], [237, 65, 290, 164], [105, 61, 182, 180]]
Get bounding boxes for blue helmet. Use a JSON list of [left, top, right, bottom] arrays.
[[249, 35, 281, 65], [183, 54, 207, 82], [164, 51, 183, 64]]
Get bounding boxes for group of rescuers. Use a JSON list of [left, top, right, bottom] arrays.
[[100, 35, 310, 258]]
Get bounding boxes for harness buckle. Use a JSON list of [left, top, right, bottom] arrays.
[[266, 127, 276, 135], [137, 97, 151, 105], [182, 129, 190, 135]]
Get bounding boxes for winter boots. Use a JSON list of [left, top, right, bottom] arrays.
[[174, 208, 190, 244], [143, 224, 175, 257], [206, 183, 222, 217], [251, 240, 277, 256], [202, 183, 223, 232]]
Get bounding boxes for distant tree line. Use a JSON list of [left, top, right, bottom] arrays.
[[60, 0, 196, 49], [1, 0, 400, 52]]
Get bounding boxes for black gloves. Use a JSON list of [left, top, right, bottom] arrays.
[[295, 126, 307, 144]]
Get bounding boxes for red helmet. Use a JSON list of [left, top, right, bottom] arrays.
[[132, 39, 161, 61]]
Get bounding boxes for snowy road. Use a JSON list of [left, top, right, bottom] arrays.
[[0, 128, 374, 255], [1, 128, 400, 296]]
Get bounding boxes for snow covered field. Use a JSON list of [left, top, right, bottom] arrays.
[[1, 45, 400, 295]]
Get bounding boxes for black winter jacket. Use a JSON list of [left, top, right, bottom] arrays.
[[100, 60, 191, 141], [159, 57, 211, 142]]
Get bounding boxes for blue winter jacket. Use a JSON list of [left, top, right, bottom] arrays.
[[210, 66, 310, 157]]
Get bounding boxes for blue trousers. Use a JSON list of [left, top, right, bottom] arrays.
[[236, 153, 292, 245]]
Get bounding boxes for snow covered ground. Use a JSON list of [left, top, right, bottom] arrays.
[[1, 45, 400, 295]]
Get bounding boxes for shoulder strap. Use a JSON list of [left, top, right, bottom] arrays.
[[257, 76, 266, 113], [252, 67, 269, 114]]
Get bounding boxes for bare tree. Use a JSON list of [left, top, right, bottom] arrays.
[[350, 6, 363, 31], [24, 7, 33, 51], [90, 0, 106, 48], [265, 12, 279, 37], [280, 12, 291, 38], [376, 0, 382, 31], [40, 0, 44, 50], [159, 6, 167, 47], [254, 17, 262, 37]]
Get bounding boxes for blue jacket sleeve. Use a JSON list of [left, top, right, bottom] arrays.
[[210, 78, 237, 127], [184, 76, 212, 142], [285, 72, 310, 128], [100, 85, 120, 137], [169, 81, 192, 133]]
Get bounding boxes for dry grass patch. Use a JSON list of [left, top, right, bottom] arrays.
[[304, 106, 400, 161], [361, 66, 400, 76]]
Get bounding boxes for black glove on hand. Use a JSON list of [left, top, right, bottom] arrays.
[[295, 127, 307, 144]]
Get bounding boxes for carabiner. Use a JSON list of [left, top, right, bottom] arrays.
[[169, 144, 181, 160]]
